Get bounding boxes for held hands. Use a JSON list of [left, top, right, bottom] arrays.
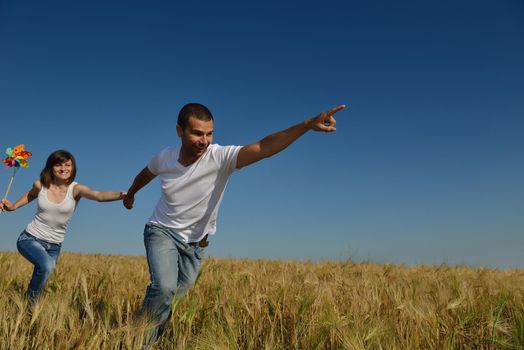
[[123, 193, 134, 210], [305, 104, 346, 132]]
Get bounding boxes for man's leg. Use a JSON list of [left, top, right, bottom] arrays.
[[175, 241, 205, 299], [141, 224, 180, 346]]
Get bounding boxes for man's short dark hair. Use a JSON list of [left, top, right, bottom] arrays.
[[177, 103, 213, 130]]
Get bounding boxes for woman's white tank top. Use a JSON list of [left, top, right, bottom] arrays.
[[25, 182, 78, 244]]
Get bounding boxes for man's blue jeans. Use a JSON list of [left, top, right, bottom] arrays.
[[16, 231, 61, 303], [141, 223, 206, 345]]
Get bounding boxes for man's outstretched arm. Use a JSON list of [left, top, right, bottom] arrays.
[[236, 104, 345, 169], [123, 166, 157, 209]]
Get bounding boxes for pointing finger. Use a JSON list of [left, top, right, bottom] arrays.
[[327, 104, 346, 116]]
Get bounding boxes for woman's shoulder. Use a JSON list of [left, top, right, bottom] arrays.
[[70, 181, 81, 192], [70, 182, 83, 200], [28, 180, 44, 196], [33, 180, 43, 190]]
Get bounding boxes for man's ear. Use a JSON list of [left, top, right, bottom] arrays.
[[176, 124, 184, 138]]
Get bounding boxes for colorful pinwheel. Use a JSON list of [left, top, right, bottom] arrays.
[[2, 144, 32, 200]]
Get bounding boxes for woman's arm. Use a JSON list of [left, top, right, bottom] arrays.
[[73, 184, 126, 202], [1, 180, 41, 211]]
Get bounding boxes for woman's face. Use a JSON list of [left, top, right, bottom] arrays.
[[52, 159, 74, 182]]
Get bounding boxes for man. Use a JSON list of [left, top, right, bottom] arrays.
[[123, 102, 345, 346]]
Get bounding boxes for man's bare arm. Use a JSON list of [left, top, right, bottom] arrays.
[[123, 166, 157, 209], [236, 104, 345, 169]]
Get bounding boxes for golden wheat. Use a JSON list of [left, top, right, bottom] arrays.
[[0, 252, 523, 349]]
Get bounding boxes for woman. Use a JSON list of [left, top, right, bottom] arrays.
[[1, 149, 125, 303]]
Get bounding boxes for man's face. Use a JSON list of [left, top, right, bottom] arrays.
[[177, 116, 214, 159]]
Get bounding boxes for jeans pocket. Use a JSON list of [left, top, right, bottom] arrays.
[[17, 231, 33, 242], [143, 223, 158, 239], [193, 246, 206, 260]]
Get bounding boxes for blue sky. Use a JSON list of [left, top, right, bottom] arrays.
[[1, 0, 523, 268]]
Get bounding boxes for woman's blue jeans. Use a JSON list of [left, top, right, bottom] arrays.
[[141, 223, 206, 347], [16, 231, 61, 302]]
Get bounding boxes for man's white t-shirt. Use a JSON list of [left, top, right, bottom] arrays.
[[147, 144, 241, 243]]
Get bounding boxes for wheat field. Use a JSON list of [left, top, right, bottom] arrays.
[[0, 251, 523, 349]]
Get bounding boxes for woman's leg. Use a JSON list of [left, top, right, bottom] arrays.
[[16, 232, 61, 302]]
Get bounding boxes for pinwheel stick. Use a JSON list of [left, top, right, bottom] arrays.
[[3, 167, 17, 200]]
